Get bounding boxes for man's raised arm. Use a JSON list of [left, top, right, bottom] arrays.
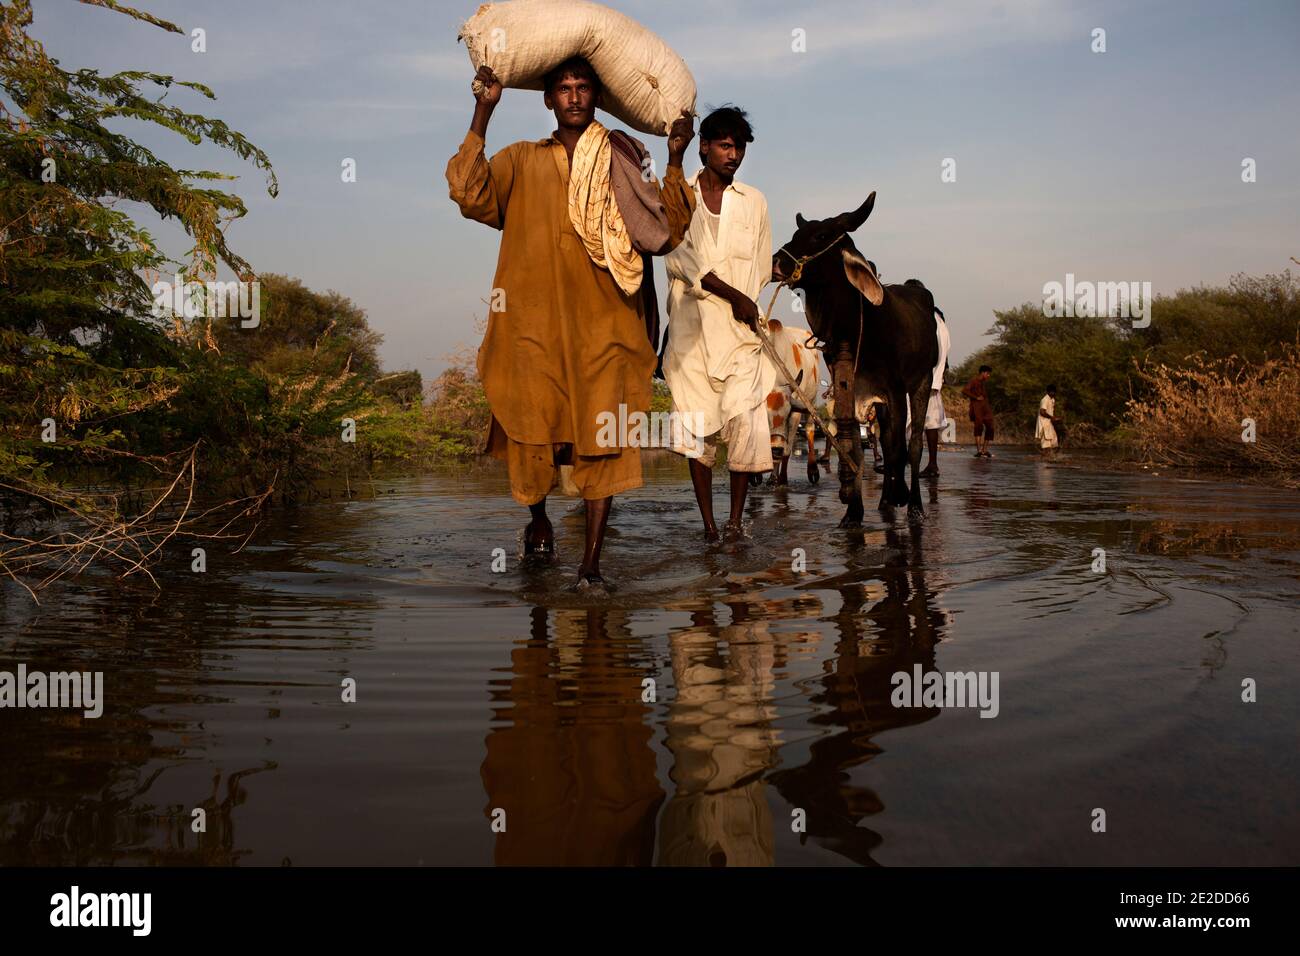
[[446, 65, 514, 228], [656, 109, 696, 252]]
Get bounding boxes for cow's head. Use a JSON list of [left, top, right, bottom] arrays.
[[771, 193, 883, 306]]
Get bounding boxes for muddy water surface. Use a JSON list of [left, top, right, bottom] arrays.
[[2, 449, 1297, 865]]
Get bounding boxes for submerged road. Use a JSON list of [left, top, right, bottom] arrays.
[[2, 448, 1297, 865]]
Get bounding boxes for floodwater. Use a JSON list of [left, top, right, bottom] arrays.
[[2, 448, 1297, 866]]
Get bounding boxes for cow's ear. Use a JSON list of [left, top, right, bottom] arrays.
[[839, 192, 876, 232], [842, 248, 884, 306], [795, 212, 808, 229]]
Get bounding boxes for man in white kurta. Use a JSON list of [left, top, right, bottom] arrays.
[[919, 307, 951, 477], [1036, 385, 1060, 455], [662, 107, 775, 540]]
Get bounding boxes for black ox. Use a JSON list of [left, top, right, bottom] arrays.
[[771, 192, 937, 526]]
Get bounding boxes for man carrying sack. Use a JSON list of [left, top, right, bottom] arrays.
[[446, 57, 695, 590]]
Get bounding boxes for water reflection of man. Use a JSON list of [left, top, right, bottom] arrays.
[[658, 600, 784, 866], [480, 607, 662, 864]]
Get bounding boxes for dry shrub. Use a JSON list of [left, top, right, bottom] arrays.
[[1134, 519, 1248, 558], [0, 445, 272, 600], [1062, 421, 1107, 448], [425, 343, 491, 457], [1126, 344, 1300, 485]]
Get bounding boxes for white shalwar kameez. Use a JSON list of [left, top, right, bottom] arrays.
[[924, 311, 951, 430], [1036, 394, 1059, 448], [662, 172, 775, 472], [906, 310, 952, 437]]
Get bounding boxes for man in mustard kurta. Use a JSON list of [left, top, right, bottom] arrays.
[[447, 58, 694, 589]]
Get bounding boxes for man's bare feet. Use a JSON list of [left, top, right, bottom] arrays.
[[722, 521, 745, 542], [571, 570, 615, 593], [523, 516, 554, 555], [703, 524, 721, 543]]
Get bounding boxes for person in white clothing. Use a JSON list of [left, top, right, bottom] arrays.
[[662, 107, 775, 541], [918, 307, 951, 478], [1036, 384, 1061, 457]]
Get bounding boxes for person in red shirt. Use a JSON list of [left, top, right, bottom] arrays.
[[962, 364, 995, 458]]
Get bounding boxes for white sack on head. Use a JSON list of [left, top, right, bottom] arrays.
[[458, 0, 696, 135]]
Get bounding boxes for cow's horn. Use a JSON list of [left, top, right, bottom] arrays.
[[841, 192, 877, 232], [795, 212, 808, 228]]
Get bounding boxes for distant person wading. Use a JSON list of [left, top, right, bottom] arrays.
[[1037, 384, 1062, 458], [963, 364, 995, 458], [918, 306, 951, 477]]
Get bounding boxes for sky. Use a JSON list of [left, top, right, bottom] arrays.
[[27, 0, 1300, 380]]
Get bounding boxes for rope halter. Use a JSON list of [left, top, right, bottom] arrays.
[[773, 231, 847, 283]]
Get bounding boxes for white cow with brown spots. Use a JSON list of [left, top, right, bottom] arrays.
[[762, 319, 827, 485]]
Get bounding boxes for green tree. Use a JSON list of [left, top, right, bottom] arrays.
[[950, 304, 1141, 433], [1141, 272, 1300, 367], [1, 0, 278, 447], [950, 272, 1299, 436], [1, 0, 279, 587], [1, 0, 276, 342], [212, 274, 384, 381]]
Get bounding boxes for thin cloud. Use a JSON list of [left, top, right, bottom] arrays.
[[675, 0, 1076, 73]]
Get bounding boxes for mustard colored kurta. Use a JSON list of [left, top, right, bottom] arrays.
[[447, 129, 694, 459]]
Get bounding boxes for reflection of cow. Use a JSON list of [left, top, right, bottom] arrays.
[[768, 526, 945, 865], [762, 320, 825, 485]]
